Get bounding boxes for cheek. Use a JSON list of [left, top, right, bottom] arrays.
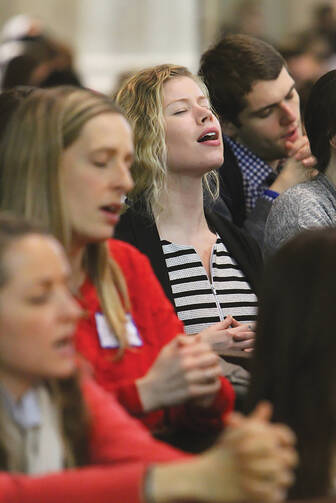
[[64, 169, 101, 213], [0, 315, 33, 366]]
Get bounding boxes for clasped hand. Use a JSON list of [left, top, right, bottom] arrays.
[[136, 334, 221, 412], [199, 315, 255, 355]]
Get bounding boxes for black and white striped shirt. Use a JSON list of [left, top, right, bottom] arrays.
[[162, 236, 258, 334]]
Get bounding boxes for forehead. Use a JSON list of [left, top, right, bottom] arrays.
[[163, 76, 205, 105], [244, 66, 294, 112], [77, 113, 133, 150], [3, 235, 69, 285]]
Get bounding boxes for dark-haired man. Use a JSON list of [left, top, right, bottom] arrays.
[[199, 34, 316, 245]]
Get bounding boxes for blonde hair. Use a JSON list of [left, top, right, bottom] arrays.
[[0, 86, 130, 356], [115, 64, 218, 216]]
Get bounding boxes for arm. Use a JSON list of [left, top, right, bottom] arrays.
[[82, 377, 187, 465], [0, 465, 147, 503], [109, 242, 234, 425], [150, 403, 297, 503], [244, 135, 316, 247], [0, 403, 297, 503]]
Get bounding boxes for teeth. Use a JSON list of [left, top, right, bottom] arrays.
[[199, 132, 217, 142]]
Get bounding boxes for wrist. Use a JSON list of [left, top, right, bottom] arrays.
[[263, 189, 279, 200], [150, 459, 206, 502], [136, 374, 160, 412], [150, 448, 243, 503]]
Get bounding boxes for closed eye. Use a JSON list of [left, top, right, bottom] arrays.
[[93, 161, 108, 168], [256, 108, 273, 119]]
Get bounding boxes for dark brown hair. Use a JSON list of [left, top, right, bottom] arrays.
[[248, 228, 336, 498], [199, 34, 285, 126], [304, 69, 336, 172]]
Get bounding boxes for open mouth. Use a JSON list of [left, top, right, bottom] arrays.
[[54, 335, 74, 351], [100, 204, 121, 215], [283, 127, 298, 142], [197, 130, 219, 143]]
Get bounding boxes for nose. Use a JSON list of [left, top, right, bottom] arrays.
[[196, 105, 213, 125], [113, 160, 134, 194], [279, 101, 296, 126], [60, 288, 82, 323]]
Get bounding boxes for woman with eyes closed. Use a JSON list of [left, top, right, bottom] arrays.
[[0, 213, 297, 503], [0, 85, 235, 448], [115, 65, 262, 388]]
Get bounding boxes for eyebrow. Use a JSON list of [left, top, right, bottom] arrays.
[[165, 95, 209, 109], [249, 83, 296, 116]]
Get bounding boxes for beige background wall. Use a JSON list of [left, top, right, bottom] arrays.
[[0, 0, 332, 92]]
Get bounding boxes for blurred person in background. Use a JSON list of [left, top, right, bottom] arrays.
[[0, 14, 81, 90]]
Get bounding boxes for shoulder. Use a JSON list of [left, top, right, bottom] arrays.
[[107, 238, 162, 293], [270, 176, 334, 218], [209, 210, 261, 255], [108, 238, 153, 278], [264, 177, 333, 257], [108, 238, 148, 265]]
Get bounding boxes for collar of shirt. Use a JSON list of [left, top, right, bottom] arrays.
[[0, 384, 41, 429], [224, 135, 274, 212]]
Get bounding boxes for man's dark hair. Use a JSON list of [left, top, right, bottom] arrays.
[[199, 34, 285, 126]]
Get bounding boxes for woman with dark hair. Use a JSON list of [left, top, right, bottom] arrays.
[[248, 227, 336, 498], [264, 69, 336, 256], [0, 212, 296, 503]]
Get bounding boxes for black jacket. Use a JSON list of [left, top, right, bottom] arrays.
[[214, 137, 273, 247], [115, 203, 263, 307]]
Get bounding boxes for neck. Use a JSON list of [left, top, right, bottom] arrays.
[[68, 242, 86, 293], [155, 172, 208, 242], [325, 151, 336, 187], [0, 372, 37, 401], [234, 134, 279, 171]]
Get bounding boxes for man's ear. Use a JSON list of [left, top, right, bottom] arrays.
[[330, 135, 336, 150], [220, 119, 239, 137]]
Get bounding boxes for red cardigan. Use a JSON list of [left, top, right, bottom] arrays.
[[75, 239, 234, 431], [0, 377, 185, 503]]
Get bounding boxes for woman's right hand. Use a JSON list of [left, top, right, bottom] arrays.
[[136, 334, 222, 412]]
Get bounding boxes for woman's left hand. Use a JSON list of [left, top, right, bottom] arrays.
[[199, 315, 255, 355]]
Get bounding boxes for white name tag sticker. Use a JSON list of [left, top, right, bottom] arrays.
[[95, 313, 142, 348]]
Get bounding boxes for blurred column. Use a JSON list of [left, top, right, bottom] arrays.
[[75, 0, 200, 93]]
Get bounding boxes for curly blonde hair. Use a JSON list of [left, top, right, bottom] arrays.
[[115, 64, 218, 216]]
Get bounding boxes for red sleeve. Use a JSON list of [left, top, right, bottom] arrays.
[[102, 240, 185, 418], [82, 377, 188, 464], [0, 465, 146, 503], [0, 378, 190, 503], [167, 377, 235, 432]]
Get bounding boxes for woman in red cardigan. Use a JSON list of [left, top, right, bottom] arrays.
[[0, 86, 233, 443], [0, 213, 296, 502]]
